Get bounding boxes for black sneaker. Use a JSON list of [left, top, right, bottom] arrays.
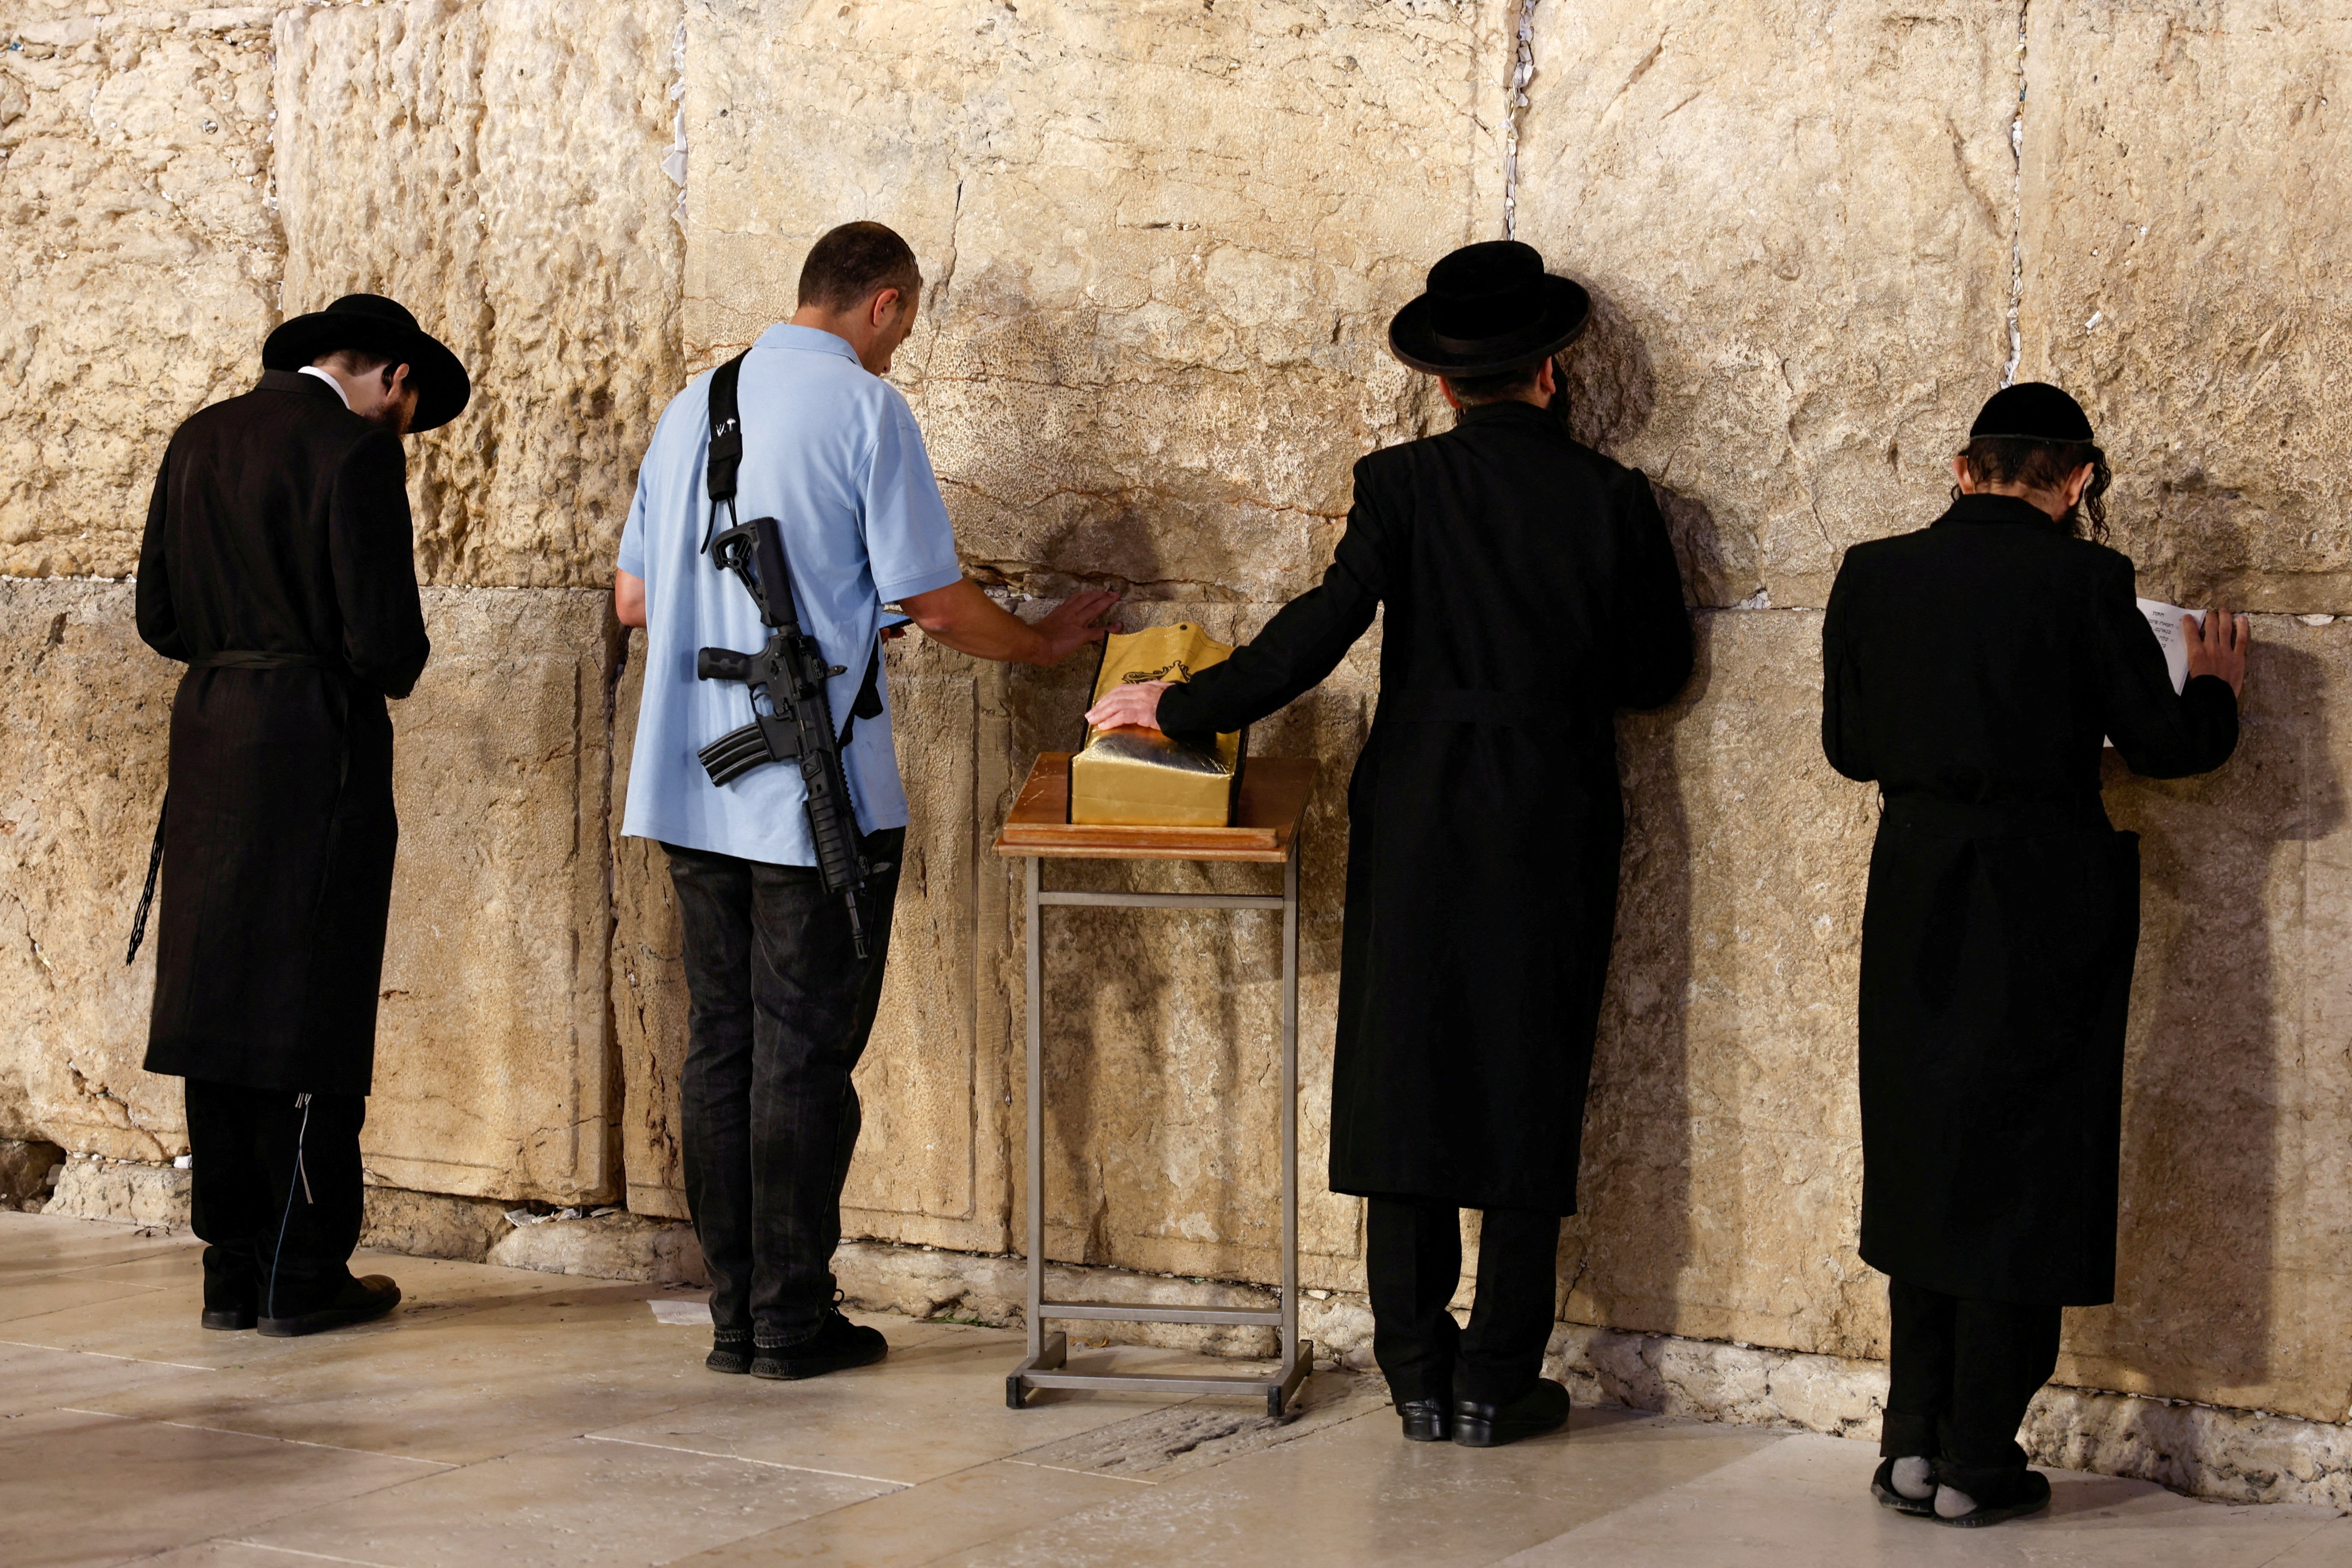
[[257, 1275, 401, 1338], [1934, 1466, 2051, 1527], [200, 1301, 257, 1331], [706, 1336, 752, 1375], [1452, 1378, 1571, 1448], [1872, 1456, 1936, 1517], [751, 1310, 888, 1381]]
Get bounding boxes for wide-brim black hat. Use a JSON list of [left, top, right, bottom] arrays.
[[1389, 239, 1592, 376], [263, 293, 471, 433]]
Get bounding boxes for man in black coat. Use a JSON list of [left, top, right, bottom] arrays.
[[135, 294, 470, 1337], [1822, 383, 2245, 1526], [1087, 242, 1693, 1448]]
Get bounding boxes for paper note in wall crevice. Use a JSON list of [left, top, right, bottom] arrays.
[[2105, 599, 2204, 749]]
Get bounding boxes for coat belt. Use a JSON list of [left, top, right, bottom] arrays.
[[1880, 793, 2113, 840], [1380, 687, 1587, 730], [187, 650, 328, 671]]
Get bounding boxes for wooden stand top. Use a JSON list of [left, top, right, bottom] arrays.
[[993, 754, 1318, 863]]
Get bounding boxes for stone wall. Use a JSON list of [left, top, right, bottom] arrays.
[[6, 0, 2352, 1467]]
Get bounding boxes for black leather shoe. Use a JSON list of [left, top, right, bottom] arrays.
[[200, 1306, 256, 1331], [1934, 1466, 2051, 1527], [1452, 1379, 1571, 1448], [257, 1275, 401, 1338], [1872, 1456, 1935, 1517], [751, 1310, 887, 1380], [1397, 1397, 1451, 1442]]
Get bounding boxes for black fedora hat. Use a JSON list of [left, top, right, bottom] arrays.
[[1388, 240, 1592, 377], [263, 294, 471, 433]]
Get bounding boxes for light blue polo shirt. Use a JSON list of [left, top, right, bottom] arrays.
[[617, 325, 963, 864]]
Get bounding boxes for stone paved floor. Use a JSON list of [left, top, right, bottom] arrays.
[[2, 1211, 2345, 1568]]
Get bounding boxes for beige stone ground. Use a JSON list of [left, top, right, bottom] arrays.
[[3, 1211, 2343, 1568]]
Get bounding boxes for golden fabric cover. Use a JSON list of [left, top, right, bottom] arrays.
[[1070, 624, 1246, 827]]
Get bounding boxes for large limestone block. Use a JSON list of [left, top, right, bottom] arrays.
[[0, 9, 279, 577], [0, 580, 181, 1159], [2019, 3, 2352, 612], [1516, 2, 2018, 608], [368, 588, 619, 1205], [272, 0, 684, 589], [1569, 608, 1881, 1351], [683, 0, 1507, 602]]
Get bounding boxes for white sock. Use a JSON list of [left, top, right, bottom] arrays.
[[1892, 1456, 1933, 1499], [1935, 1484, 1979, 1519]]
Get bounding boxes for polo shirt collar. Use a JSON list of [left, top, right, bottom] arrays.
[[755, 323, 863, 364]]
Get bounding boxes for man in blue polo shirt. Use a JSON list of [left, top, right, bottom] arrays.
[[615, 221, 1115, 1380]]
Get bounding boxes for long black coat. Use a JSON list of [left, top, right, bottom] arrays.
[[136, 370, 431, 1097], [1822, 493, 2239, 1304], [1158, 400, 1692, 1214]]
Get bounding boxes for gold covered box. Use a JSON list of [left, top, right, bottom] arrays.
[[1069, 624, 1247, 828]]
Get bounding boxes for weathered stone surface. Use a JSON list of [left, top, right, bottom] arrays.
[[488, 1208, 706, 1284], [46, 1154, 189, 1226], [366, 588, 619, 1205], [0, 582, 618, 1205], [359, 1185, 515, 1262], [683, 0, 1504, 603], [0, 1136, 64, 1208], [1517, 1, 2018, 608], [0, 9, 279, 578], [0, 580, 182, 1162], [272, 0, 683, 589], [2020, 3, 2352, 612]]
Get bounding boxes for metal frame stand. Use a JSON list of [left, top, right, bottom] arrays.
[[1005, 842, 1312, 1417]]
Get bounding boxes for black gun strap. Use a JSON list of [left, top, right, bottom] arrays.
[[838, 640, 886, 749], [699, 350, 751, 552]]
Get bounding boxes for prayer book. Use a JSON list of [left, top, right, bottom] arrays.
[[2105, 599, 2204, 748], [1070, 623, 1246, 827]]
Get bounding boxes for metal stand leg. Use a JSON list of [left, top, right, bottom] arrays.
[[1007, 847, 1313, 1413]]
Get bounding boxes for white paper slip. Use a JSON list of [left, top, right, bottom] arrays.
[[2105, 599, 2205, 749], [2137, 597, 2204, 695], [649, 1298, 713, 1326]]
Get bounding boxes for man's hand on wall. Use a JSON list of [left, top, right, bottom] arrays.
[[2185, 608, 2251, 698], [901, 579, 1120, 666]]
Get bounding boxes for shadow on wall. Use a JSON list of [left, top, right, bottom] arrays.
[[2088, 635, 2341, 1406]]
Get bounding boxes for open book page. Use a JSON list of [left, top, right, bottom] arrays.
[[2104, 599, 2204, 748]]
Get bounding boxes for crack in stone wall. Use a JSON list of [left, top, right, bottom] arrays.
[[1502, 0, 1538, 239], [2004, 0, 2029, 386]]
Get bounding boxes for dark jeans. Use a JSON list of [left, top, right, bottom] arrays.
[[665, 829, 902, 1349], [1366, 1196, 1563, 1406], [1881, 1277, 2063, 1476], [183, 1078, 366, 1318]]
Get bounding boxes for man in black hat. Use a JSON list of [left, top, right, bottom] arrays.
[[1822, 382, 2245, 1525], [135, 293, 470, 1337], [1087, 240, 1693, 1447]]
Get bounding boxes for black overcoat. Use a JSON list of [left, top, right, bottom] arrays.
[[1157, 400, 1692, 1214], [1822, 493, 2239, 1304], [136, 370, 431, 1097]]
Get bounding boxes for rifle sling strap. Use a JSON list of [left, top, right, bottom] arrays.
[[702, 347, 888, 750]]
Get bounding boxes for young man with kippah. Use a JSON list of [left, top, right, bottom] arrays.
[[615, 222, 1115, 1381], [1822, 383, 2247, 1525]]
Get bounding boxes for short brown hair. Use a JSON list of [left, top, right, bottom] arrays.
[[796, 221, 922, 313], [1957, 436, 2113, 542], [1443, 361, 1543, 405]]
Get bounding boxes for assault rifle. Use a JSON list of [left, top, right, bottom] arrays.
[[694, 352, 884, 957]]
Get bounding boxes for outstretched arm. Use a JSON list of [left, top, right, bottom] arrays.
[[901, 578, 1120, 667]]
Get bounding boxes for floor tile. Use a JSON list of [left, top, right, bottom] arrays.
[[670, 1458, 1147, 1568], [107, 1541, 391, 1568], [0, 1271, 167, 1326], [0, 1211, 195, 1279], [2263, 1516, 2352, 1566], [0, 1338, 212, 1419], [243, 1432, 895, 1568], [1500, 1432, 2346, 1567], [937, 1403, 1782, 1567], [589, 1328, 1194, 1485], [0, 1407, 443, 1568]]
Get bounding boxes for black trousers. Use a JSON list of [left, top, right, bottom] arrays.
[[1366, 1196, 1562, 1406], [665, 830, 901, 1349], [1881, 1277, 2062, 1474], [183, 1079, 366, 1317]]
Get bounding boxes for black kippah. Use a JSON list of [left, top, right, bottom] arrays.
[[1970, 381, 2095, 443]]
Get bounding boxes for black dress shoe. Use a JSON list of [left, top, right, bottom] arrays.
[[1934, 1466, 2051, 1527], [751, 1311, 887, 1380], [1453, 1378, 1571, 1447], [200, 1306, 256, 1331], [1871, 1456, 1935, 1517], [1397, 1397, 1451, 1442], [257, 1275, 402, 1338]]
